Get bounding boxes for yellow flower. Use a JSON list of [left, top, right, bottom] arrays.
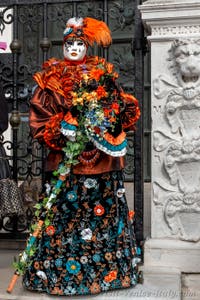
[[71, 91, 78, 98], [73, 97, 84, 106], [84, 91, 97, 102], [82, 74, 89, 82], [82, 92, 89, 99], [91, 91, 97, 97]]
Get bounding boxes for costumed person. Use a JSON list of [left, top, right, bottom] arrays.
[[22, 17, 141, 296]]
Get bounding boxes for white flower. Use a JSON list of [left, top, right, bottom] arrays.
[[64, 286, 77, 295], [101, 281, 110, 291], [36, 270, 47, 280], [44, 183, 51, 195], [132, 257, 141, 267], [84, 178, 97, 189], [116, 250, 122, 258], [43, 260, 50, 268], [116, 188, 125, 198], [80, 255, 88, 264], [81, 228, 93, 240]]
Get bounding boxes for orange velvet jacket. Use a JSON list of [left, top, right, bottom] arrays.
[[29, 56, 140, 175]]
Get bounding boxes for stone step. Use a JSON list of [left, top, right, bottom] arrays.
[[0, 239, 26, 250], [140, 266, 181, 300], [182, 273, 200, 300]]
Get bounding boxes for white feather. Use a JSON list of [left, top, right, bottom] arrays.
[[66, 17, 83, 27]]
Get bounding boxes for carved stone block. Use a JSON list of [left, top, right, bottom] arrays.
[[152, 39, 200, 241]]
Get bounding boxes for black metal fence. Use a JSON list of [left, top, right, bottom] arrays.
[[0, 0, 147, 244]]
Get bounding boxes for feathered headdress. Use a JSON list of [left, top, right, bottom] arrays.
[[63, 17, 112, 47]]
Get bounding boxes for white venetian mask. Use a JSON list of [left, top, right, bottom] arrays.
[[63, 39, 87, 61]]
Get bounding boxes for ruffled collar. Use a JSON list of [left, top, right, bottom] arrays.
[[33, 56, 106, 100]]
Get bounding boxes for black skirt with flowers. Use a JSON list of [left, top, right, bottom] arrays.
[[23, 170, 141, 296]]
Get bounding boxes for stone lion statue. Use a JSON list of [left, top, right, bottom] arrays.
[[168, 39, 200, 88]]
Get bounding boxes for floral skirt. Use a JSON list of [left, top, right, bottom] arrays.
[[23, 170, 141, 296]]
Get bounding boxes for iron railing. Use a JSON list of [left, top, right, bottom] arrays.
[[0, 0, 146, 245]]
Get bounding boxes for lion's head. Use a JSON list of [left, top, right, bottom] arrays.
[[168, 39, 200, 88]]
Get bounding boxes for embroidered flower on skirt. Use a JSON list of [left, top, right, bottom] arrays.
[[66, 190, 77, 202], [77, 284, 89, 294], [81, 228, 92, 240], [84, 178, 97, 189], [94, 204, 105, 216], [116, 250, 122, 258], [66, 260, 81, 275], [36, 270, 47, 280], [43, 260, 50, 268], [45, 225, 55, 236], [92, 253, 101, 262], [104, 270, 118, 283], [55, 258, 63, 268], [116, 188, 125, 198], [80, 256, 88, 264], [64, 286, 77, 295]]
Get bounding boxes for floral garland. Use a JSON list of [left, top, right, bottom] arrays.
[[13, 60, 139, 275]]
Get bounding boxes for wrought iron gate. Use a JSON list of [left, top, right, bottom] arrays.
[[0, 0, 147, 244]]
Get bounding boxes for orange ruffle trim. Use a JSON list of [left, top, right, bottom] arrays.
[[120, 91, 140, 129], [103, 131, 126, 146], [64, 111, 78, 126]]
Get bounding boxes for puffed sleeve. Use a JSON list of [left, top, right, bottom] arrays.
[[29, 87, 68, 149]]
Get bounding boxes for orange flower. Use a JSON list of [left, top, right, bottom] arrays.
[[51, 286, 63, 295], [121, 275, 131, 288], [105, 252, 112, 261], [113, 72, 119, 79], [90, 282, 101, 294], [34, 261, 40, 269], [103, 108, 111, 118], [109, 116, 116, 123], [106, 62, 113, 74], [89, 68, 105, 81], [111, 102, 120, 114], [45, 225, 55, 236], [56, 239, 62, 247], [96, 86, 107, 99], [128, 210, 135, 220], [104, 270, 118, 282], [94, 204, 105, 216]]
